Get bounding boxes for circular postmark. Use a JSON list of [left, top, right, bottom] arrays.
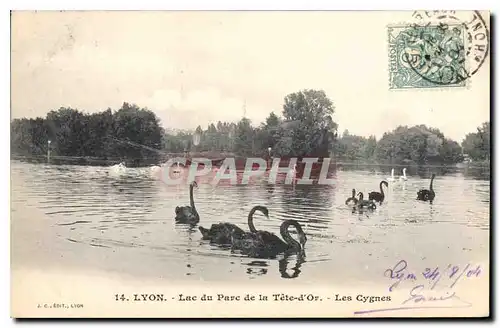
[[402, 10, 489, 86]]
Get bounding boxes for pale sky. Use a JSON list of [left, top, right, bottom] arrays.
[[11, 11, 490, 142]]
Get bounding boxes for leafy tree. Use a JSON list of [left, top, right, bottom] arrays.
[[334, 130, 377, 162], [279, 89, 338, 157], [462, 122, 490, 161], [11, 103, 163, 162], [374, 125, 462, 164], [266, 112, 279, 127], [10, 117, 49, 155], [46, 107, 86, 156], [441, 138, 463, 164], [233, 118, 255, 156], [255, 111, 282, 153]]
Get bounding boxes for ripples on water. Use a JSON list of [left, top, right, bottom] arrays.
[[10, 161, 490, 283]]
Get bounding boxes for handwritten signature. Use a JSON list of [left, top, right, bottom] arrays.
[[354, 260, 481, 315], [402, 284, 469, 306]]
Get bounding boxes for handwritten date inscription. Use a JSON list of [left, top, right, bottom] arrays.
[[384, 260, 481, 292]]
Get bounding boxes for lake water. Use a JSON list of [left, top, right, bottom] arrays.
[[10, 160, 490, 287]]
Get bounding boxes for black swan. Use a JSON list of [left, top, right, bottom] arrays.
[[198, 205, 269, 245], [175, 181, 200, 224], [368, 180, 389, 204], [356, 192, 377, 211], [417, 174, 436, 204], [231, 219, 307, 258], [345, 189, 358, 206]]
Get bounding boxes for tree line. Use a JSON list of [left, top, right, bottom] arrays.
[[10, 89, 490, 165]]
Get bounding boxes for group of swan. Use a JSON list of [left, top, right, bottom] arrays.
[[108, 161, 184, 178], [345, 180, 389, 212], [388, 168, 435, 203], [108, 162, 127, 176], [346, 172, 436, 212], [387, 168, 408, 182], [175, 181, 307, 258]]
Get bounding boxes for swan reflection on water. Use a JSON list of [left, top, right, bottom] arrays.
[[245, 260, 268, 277], [279, 253, 306, 279], [173, 222, 199, 277], [243, 252, 306, 279]]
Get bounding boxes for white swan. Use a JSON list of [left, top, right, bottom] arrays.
[[387, 168, 396, 182], [109, 162, 127, 177], [399, 168, 408, 181], [150, 164, 162, 176]]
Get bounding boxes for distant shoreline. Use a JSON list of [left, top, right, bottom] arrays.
[[10, 154, 490, 170]]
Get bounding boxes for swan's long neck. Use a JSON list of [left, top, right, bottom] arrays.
[[429, 175, 435, 191], [379, 181, 385, 196], [189, 184, 197, 215], [358, 192, 364, 202], [391, 169, 394, 178], [403, 169, 407, 178], [280, 220, 303, 250], [247, 207, 258, 233], [351, 189, 356, 198]]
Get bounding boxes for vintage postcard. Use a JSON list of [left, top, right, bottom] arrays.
[[10, 10, 490, 318]]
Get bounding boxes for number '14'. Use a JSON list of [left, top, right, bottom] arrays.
[[115, 294, 127, 301]]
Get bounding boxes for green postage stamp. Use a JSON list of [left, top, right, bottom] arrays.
[[388, 23, 468, 89]]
